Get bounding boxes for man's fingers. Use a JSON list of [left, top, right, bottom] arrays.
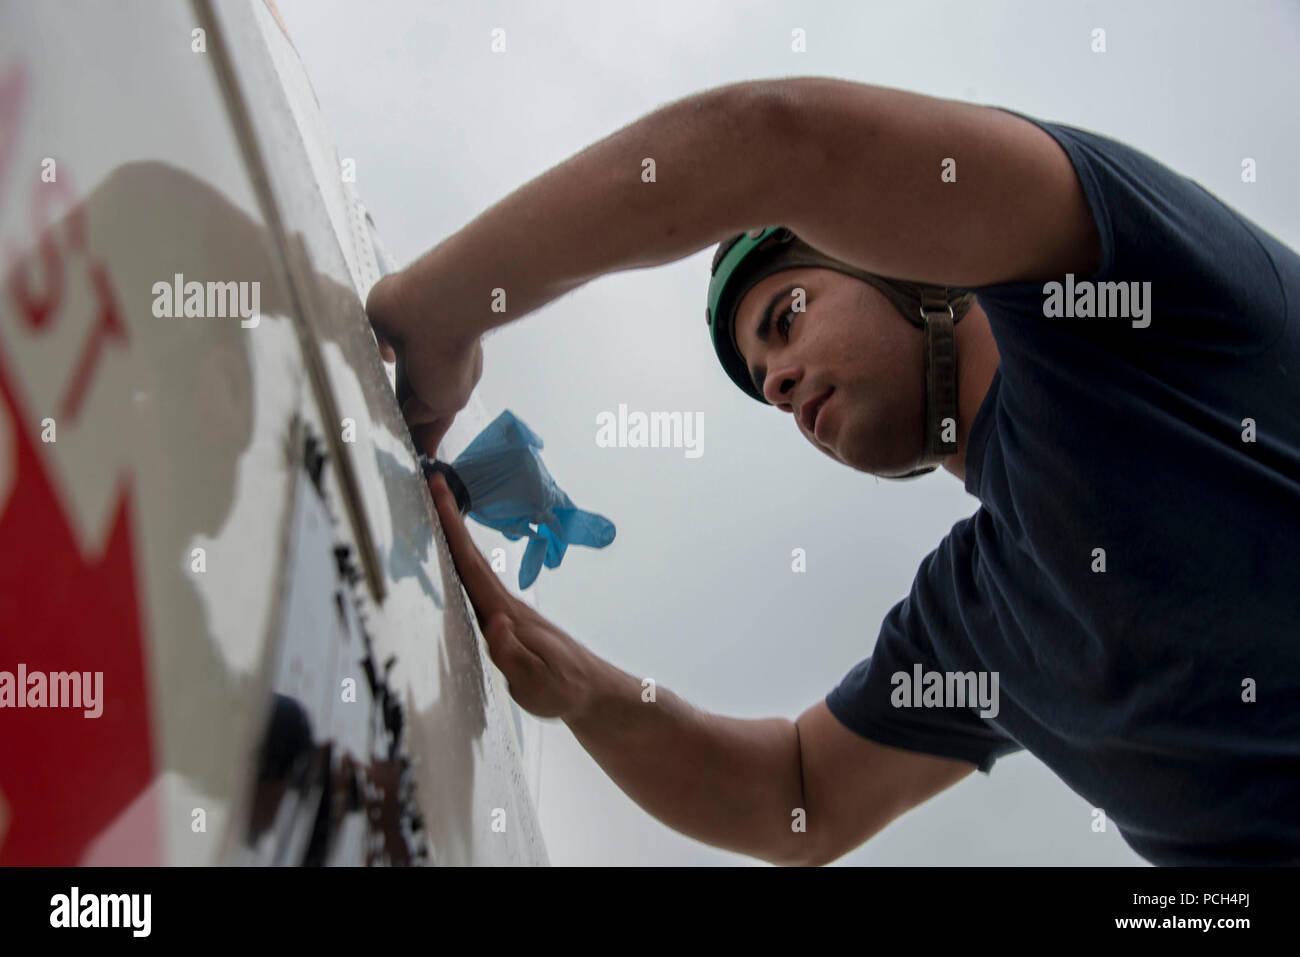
[[370, 325, 397, 362], [430, 471, 508, 626], [402, 395, 439, 426], [413, 419, 450, 459], [403, 396, 451, 458]]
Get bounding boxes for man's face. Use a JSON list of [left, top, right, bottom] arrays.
[[732, 267, 927, 475]]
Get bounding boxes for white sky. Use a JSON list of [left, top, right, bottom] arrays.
[[277, 0, 1300, 865]]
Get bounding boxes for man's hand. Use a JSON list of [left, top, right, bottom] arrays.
[[367, 271, 484, 458], [429, 470, 598, 721]]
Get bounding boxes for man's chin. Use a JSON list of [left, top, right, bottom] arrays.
[[810, 435, 844, 466], [838, 443, 927, 477], [813, 424, 916, 475]]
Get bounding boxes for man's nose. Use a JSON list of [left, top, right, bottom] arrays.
[[763, 366, 800, 409]]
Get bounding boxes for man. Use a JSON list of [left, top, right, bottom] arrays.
[[367, 77, 1300, 866]]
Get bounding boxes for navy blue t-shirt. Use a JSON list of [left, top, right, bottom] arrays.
[[825, 109, 1300, 865]]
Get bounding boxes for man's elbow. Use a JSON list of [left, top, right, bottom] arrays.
[[762, 842, 822, 868], [760, 802, 850, 867], [767, 838, 847, 868]]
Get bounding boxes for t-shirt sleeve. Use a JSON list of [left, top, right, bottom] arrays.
[[825, 519, 1023, 775], [971, 108, 1288, 357]]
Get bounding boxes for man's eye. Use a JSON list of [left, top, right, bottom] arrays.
[[779, 309, 795, 336]]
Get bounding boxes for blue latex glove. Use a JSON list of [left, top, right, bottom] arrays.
[[448, 410, 615, 589]]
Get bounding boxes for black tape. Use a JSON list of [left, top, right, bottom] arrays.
[[419, 457, 471, 515]]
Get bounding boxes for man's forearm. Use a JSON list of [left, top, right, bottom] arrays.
[[400, 81, 782, 339], [565, 653, 810, 866]]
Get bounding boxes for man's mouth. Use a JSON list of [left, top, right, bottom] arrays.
[[800, 388, 833, 436]]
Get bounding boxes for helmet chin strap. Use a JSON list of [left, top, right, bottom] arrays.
[[886, 288, 959, 480]]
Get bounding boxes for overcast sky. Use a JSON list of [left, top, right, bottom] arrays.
[[277, 0, 1300, 865]]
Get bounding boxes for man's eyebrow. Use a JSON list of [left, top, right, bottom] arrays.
[[748, 283, 799, 399]]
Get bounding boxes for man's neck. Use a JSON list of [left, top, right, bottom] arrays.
[[942, 301, 1000, 484]]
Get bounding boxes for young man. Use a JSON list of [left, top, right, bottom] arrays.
[[368, 77, 1300, 866]]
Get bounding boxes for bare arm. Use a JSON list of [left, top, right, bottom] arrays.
[[429, 470, 808, 865], [370, 77, 1100, 452], [385, 77, 1098, 340], [366, 81, 779, 453], [753, 76, 1102, 286], [565, 657, 811, 866], [795, 700, 976, 866], [435, 458, 975, 867], [564, 660, 979, 867], [387, 81, 776, 340]]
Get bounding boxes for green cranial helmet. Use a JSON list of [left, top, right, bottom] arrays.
[[705, 226, 976, 479]]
